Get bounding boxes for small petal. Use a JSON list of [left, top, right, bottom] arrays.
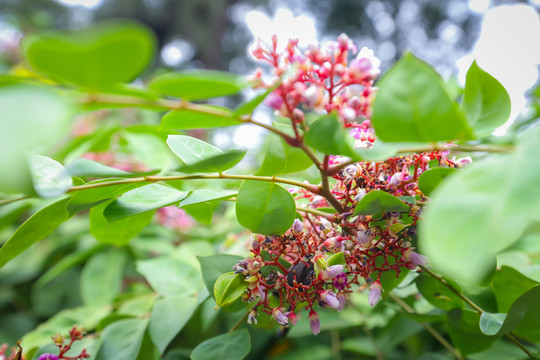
[[289, 311, 298, 325], [39, 355, 59, 360], [292, 218, 304, 236], [409, 251, 429, 266], [326, 265, 344, 278], [321, 290, 340, 310], [247, 310, 258, 325], [272, 308, 289, 326], [337, 293, 347, 312]]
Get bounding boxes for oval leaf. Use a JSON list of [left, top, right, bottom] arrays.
[[29, 154, 73, 198], [198, 254, 243, 294], [190, 328, 250, 360], [372, 52, 474, 142], [161, 106, 241, 129], [416, 272, 464, 311], [23, 20, 155, 88], [418, 167, 456, 197], [353, 190, 410, 216], [97, 318, 148, 360], [462, 61, 511, 137], [149, 70, 247, 100], [103, 183, 188, 221], [479, 312, 506, 336], [149, 295, 199, 354], [236, 180, 296, 236], [0, 198, 72, 269], [304, 113, 359, 159], [214, 272, 249, 308]]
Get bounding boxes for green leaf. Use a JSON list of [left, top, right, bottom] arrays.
[[418, 167, 456, 197], [420, 128, 540, 285], [462, 61, 511, 137], [149, 295, 199, 354], [28, 154, 73, 198], [328, 252, 346, 266], [149, 70, 247, 100], [353, 190, 410, 216], [190, 328, 250, 360], [180, 189, 236, 207], [67, 181, 148, 213], [90, 200, 154, 245], [492, 266, 539, 313], [214, 272, 249, 308], [167, 135, 246, 173], [371, 52, 474, 142], [447, 309, 496, 356], [416, 272, 464, 311], [304, 113, 359, 159], [256, 132, 312, 176], [198, 254, 243, 294], [123, 131, 173, 171], [0, 198, 71, 269], [161, 106, 242, 129], [0, 85, 73, 194], [136, 256, 204, 298], [479, 312, 506, 336], [233, 89, 272, 116], [80, 248, 127, 306], [97, 318, 148, 360], [23, 305, 110, 352], [78, 84, 161, 111], [184, 202, 217, 225], [65, 159, 131, 177], [23, 20, 155, 88], [104, 183, 188, 221], [495, 286, 540, 341], [236, 180, 296, 236]]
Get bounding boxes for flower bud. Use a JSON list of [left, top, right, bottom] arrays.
[[292, 218, 304, 235], [264, 92, 284, 110], [325, 265, 344, 278], [368, 281, 382, 306], [308, 310, 321, 335], [289, 311, 298, 325], [337, 293, 347, 312], [408, 250, 429, 266], [39, 354, 59, 360], [247, 309, 258, 325]]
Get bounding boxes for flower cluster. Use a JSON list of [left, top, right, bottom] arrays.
[[234, 35, 474, 334], [250, 34, 379, 125], [39, 326, 90, 360]]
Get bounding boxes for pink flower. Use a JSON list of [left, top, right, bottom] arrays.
[[388, 171, 408, 187], [264, 92, 284, 110], [289, 311, 298, 325], [337, 293, 347, 312], [368, 281, 382, 306], [292, 218, 304, 235], [407, 250, 429, 266], [333, 273, 348, 291], [308, 310, 321, 335], [321, 290, 340, 310], [272, 308, 289, 326], [349, 47, 381, 81], [326, 265, 344, 278]]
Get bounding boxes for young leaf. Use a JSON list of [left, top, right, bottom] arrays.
[[103, 183, 188, 221], [418, 167, 456, 197], [149, 70, 247, 100], [233, 89, 272, 116], [180, 189, 236, 207], [372, 52, 474, 142], [479, 312, 506, 336], [0, 198, 72, 269], [97, 318, 149, 360], [28, 154, 73, 198], [198, 254, 244, 294], [89, 200, 154, 246], [178, 151, 246, 174], [23, 20, 155, 88], [161, 106, 242, 129], [80, 248, 127, 306], [353, 190, 410, 216], [304, 113, 359, 159], [462, 61, 511, 137], [236, 180, 296, 236], [190, 328, 251, 360], [149, 295, 199, 354], [214, 272, 249, 308]]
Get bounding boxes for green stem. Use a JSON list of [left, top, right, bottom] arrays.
[[0, 196, 30, 206], [389, 293, 464, 360], [421, 266, 536, 359], [229, 310, 250, 333], [67, 173, 321, 194], [296, 206, 337, 222]]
